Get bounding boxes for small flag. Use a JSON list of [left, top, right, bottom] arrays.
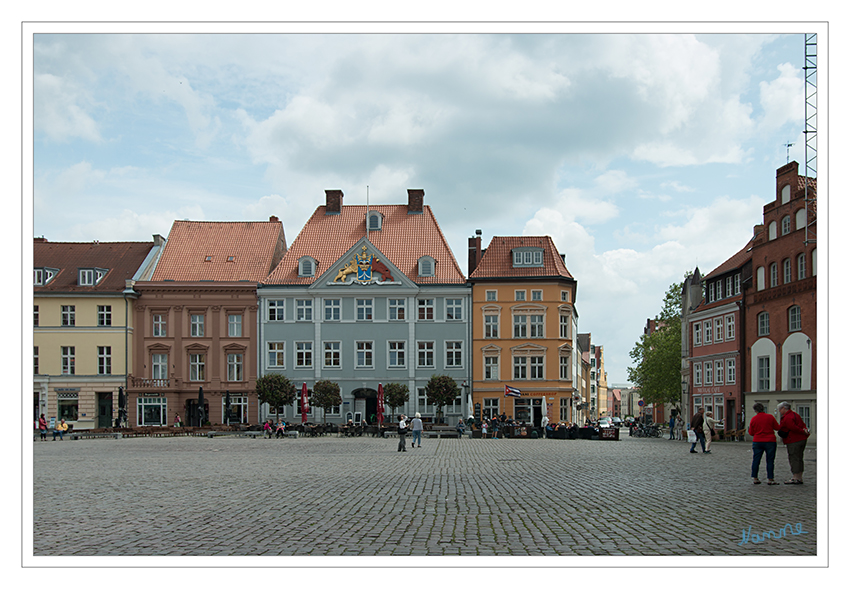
[[505, 385, 521, 398]]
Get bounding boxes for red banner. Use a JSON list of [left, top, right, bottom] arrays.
[[377, 383, 385, 425], [301, 382, 309, 423]]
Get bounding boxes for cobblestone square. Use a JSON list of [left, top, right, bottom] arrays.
[[32, 433, 817, 557]]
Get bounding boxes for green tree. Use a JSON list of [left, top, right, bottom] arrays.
[[627, 281, 683, 412], [425, 374, 460, 424], [383, 382, 409, 421], [311, 379, 342, 423], [255, 373, 296, 419]]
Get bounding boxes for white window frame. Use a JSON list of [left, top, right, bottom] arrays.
[[486, 290, 497, 301], [714, 317, 723, 342], [513, 356, 527, 380], [356, 341, 374, 369], [34, 268, 43, 286], [417, 298, 434, 320], [694, 362, 702, 386], [189, 353, 206, 381], [296, 299, 313, 321], [529, 355, 544, 380], [323, 341, 341, 368], [484, 355, 499, 380], [783, 259, 792, 284], [268, 300, 285, 321], [153, 313, 166, 337], [704, 361, 713, 385], [388, 341, 406, 368], [62, 305, 75, 327], [61, 346, 75, 375], [781, 215, 791, 236], [137, 397, 168, 427], [485, 314, 499, 338], [514, 314, 527, 338], [797, 254, 806, 280], [227, 353, 244, 382], [445, 341, 463, 369], [529, 314, 544, 338], [789, 306, 801, 332], [770, 263, 778, 288], [560, 313, 570, 339], [267, 342, 286, 368], [388, 299, 406, 321], [515, 290, 526, 301], [417, 341, 435, 368], [97, 346, 111, 375], [726, 276, 733, 299], [356, 299, 373, 321], [725, 314, 735, 340], [152, 353, 168, 381], [726, 358, 736, 384], [483, 398, 500, 419], [559, 355, 570, 380], [715, 360, 724, 385], [228, 314, 242, 337], [418, 257, 435, 277], [446, 298, 463, 321], [734, 273, 741, 295], [97, 305, 112, 327], [190, 314, 205, 337], [694, 322, 702, 346], [531, 290, 543, 301], [295, 342, 313, 369], [79, 268, 94, 286], [324, 298, 341, 321], [223, 395, 249, 424], [757, 357, 770, 392], [758, 312, 770, 336], [703, 320, 712, 344], [708, 282, 715, 302]]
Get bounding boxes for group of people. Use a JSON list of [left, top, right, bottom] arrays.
[[35, 414, 68, 441], [687, 402, 810, 485], [396, 413, 424, 451], [668, 414, 685, 440]]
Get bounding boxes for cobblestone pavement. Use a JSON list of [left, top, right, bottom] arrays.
[[32, 432, 817, 557]]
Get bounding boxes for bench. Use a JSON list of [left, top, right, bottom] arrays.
[[424, 426, 461, 439], [70, 431, 122, 440], [206, 430, 265, 439]]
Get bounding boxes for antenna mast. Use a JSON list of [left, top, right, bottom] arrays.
[[366, 185, 370, 241], [803, 33, 817, 246]]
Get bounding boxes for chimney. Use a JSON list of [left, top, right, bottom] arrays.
[[753, 224, 764, 239], [468, 229, 483, 274], [34, 237, 47, 243], [269, 215, 279, 223], [407, 189, 424, 214], [325, 190, 344, 214], [152, 234, 165, 247]]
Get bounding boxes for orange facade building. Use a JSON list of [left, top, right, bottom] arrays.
[[468, 234, 580, 427]]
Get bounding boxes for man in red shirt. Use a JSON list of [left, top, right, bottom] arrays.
[[777, 402, 811, 484], [747, 402, 780, 485]]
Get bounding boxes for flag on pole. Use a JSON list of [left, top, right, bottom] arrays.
[[301, 382, 309, 423], [505, 385, 521, 398], [377, 383, 385, 425]]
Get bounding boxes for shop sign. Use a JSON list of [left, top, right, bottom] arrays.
[[56, 388, 80, 392]]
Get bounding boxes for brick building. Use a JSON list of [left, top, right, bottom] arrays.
[[743, 162, 817, 439]]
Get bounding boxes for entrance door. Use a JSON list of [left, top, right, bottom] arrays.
[[727, 399, 736, 430], [365, 397, 377, 424], [532, 399, 542, 427], [98, 392, 113, 428]]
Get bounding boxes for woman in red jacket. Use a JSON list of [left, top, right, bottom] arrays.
[[748, 402, 779, 485], [777, 402, 810, 484]]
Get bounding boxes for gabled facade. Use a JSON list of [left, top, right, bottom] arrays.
[[34, 237, 159, 429], [744, 162, 817, 439], [687, 240, 751, 431], [468, 235, 580, 427], [258, 189, 469, 425], [128, 218, 286, 426]]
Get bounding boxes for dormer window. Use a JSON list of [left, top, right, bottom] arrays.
[[34, 267, 59, 286], [512, 247, 544, 267], [299, 257, 318, 277], [368, 212, 383, 231], [418, 256, 435, 277], [78, 268, 108, 286]]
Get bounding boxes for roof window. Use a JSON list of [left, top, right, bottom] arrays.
[[418, 256, 435, 277], [204, 256, 213, 262], [512, 247, 544, 268], [34, 267, 59, 286], [78, 267, 108, 286]]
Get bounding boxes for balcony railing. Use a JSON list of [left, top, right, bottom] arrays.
[[130, 376, 171, 388]]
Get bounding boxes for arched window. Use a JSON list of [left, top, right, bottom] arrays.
[[795, 208, 806, 230], [788, 305, 801, 332], [781, 184, 791, 204], [756, 266, 765, 291], [298, 257, 317, 277], [768, 221, 777, 240], [758, 312, 770, 336], [368, 212, 383, 231], [769, 263, 778, 288], [783, 259, 791, 284], [418, 256, 435, 277], [797, 253, 806, 280], [781, 216, 791, 236]]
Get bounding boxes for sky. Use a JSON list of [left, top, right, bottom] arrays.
[[30, 29, 817, 385]]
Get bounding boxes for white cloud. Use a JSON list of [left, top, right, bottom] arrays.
[[758, 62, 804, 132], [594, 170, 637, 195], [660, 180, 695, 193], [34, 74, 101, 143]]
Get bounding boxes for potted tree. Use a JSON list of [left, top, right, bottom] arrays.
[[425, 374, 460, 425], [312, 379, 342, 426], [255, 373, 296, 429], [383, 382, 409, 423]]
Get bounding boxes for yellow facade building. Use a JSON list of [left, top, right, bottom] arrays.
[[34, 239, 160, 430], [468, 235, 580, 427]]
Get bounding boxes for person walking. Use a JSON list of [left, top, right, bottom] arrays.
[[748, 402, 780, 485], [38, 414, 48, 441], [777, 402, 810, 484], [703, 411, 720, 454], [689, 408, 706, 454], [675, 414, 684, 440], [410, 412, 423, 448], [397, 414, 408, 452], [669, 414, 676, 440]]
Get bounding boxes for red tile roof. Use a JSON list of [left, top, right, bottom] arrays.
[[264, 205, 464, 285], [703, 237, 754, 280], [34, 240, 154, 293], [152, 220, 286, 282], [468, 236, 573, 280]]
